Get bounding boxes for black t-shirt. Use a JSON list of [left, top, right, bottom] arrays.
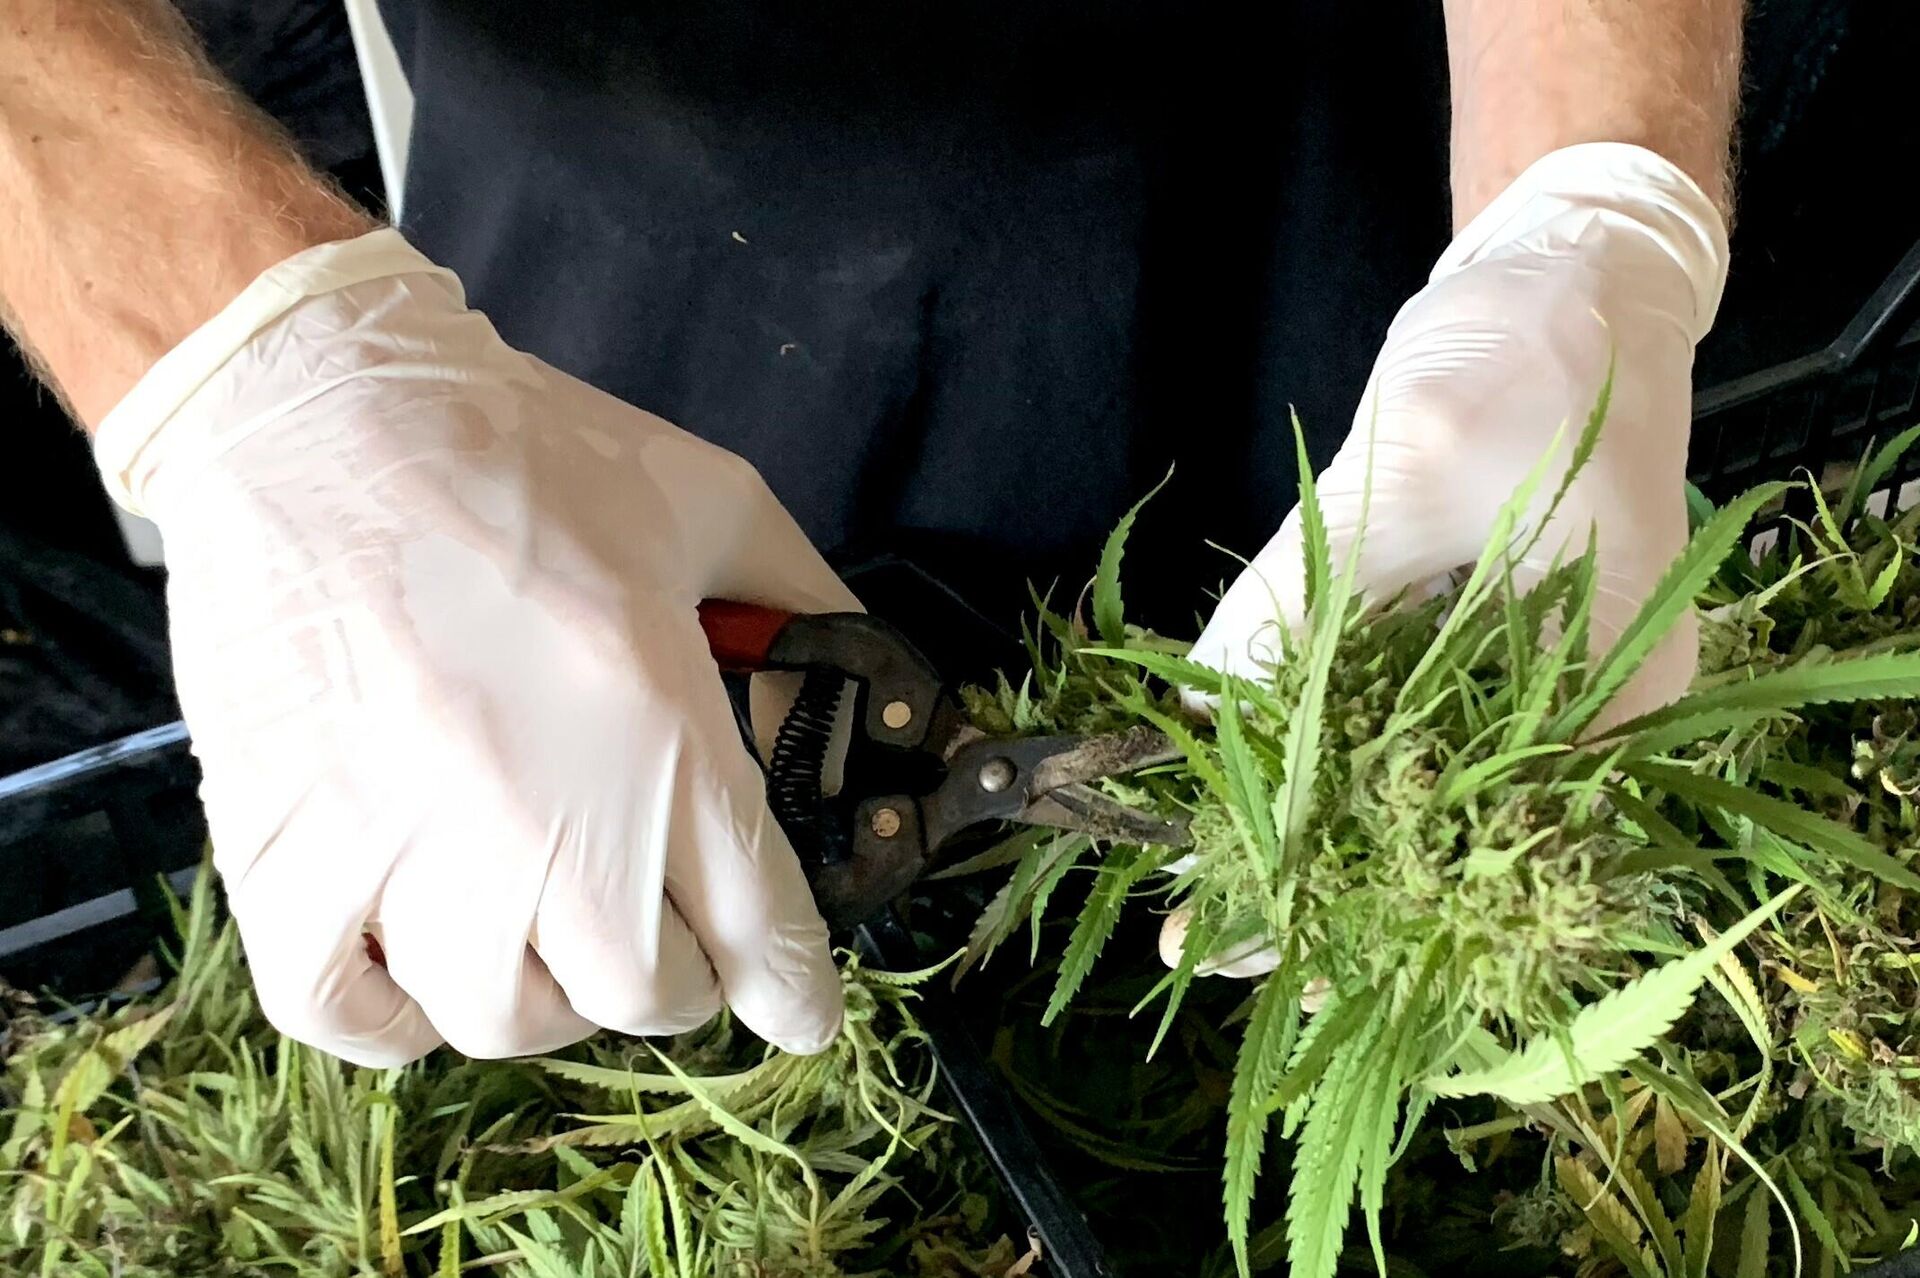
[[376, 0, 1451, 627]]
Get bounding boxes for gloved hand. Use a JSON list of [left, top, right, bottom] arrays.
[[1170, 143, 1729, 977], [95, 230, 857, 1066]]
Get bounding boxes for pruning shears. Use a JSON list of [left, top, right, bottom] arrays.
[[697, 601, 1192, 930]]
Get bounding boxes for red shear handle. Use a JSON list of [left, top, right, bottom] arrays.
[[698, 599, 797, 673]]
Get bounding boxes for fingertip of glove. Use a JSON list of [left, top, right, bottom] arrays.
[[1183, 626, 1268, 707], [259, 989, 444, 1069], [766, 1004, 844, 1057], [1585, 614, 1700, 737], [1191, 567, 1297, 692], [1157, 906, 1191, 971], [322, 1036, 439, 1070], [720, 918, 846, 1056], [242, 922, 447, 1067], [1209, 947, 1283, 980], [1157, 904, 1282, 980], [743, 981, 844, 1056]]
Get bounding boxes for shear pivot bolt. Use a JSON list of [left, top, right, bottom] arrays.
[[870, 807, 902, 839], [882, 700, 913, 729], [977, 757, 1016, 793]]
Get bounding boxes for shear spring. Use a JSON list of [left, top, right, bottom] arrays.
[[765, 668, 849, 868]]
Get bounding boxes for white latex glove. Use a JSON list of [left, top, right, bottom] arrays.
[[95, 230, 858, 1065], [1168, 143, 1729, 978]]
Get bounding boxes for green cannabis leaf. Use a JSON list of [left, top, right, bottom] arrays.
[[1424, 886, 1801, 1104], [1092, 468, 1171, 647]]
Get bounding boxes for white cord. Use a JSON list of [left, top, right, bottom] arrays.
[[341, 0, 414, 223]]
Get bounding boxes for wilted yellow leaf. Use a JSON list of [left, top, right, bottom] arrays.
[[1653, 1096, 1689, 1174], [1773, 965, 1819, 994]]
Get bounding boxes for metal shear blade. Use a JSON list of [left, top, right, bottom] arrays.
[[1019, 726, 1190, 844], [1021, 782, 1188, 845], [926, 724, 1191, 851]]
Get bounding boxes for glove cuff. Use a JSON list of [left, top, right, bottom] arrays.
[[93, 228, 458, 518], [1433, 142, 1730, 343]]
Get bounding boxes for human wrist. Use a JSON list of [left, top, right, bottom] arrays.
[[1434, 143, 1730, 346], [0, 0, 378, 428], [1449, 104, 1733, 235], [94, 229, 456, 520], [1441, 0, 1742, 232]]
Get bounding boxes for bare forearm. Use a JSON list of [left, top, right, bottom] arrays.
[[0, 0, 373, 428], [1443, 0, 1743, 229]]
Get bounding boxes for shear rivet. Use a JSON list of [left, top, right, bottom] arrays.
[[870, 807, 903, 838], [977, 757, 1016, 793], [882, 700, 913, 729]]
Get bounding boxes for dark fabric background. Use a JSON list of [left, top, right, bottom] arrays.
[[381, 0, 1452, 629], [377, 0, 1920, 629], [1697, 0, 1920, 386], [180, 0, 377, 180], [5, 0, 1917, 769]]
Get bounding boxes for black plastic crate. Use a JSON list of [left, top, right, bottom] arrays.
[[1692, 236, 1920, 502], [0, 721, 200, 993]]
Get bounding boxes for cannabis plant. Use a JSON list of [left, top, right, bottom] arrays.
[[960, 409, 1920, 1278], [0, 868, 1026, 1278]]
